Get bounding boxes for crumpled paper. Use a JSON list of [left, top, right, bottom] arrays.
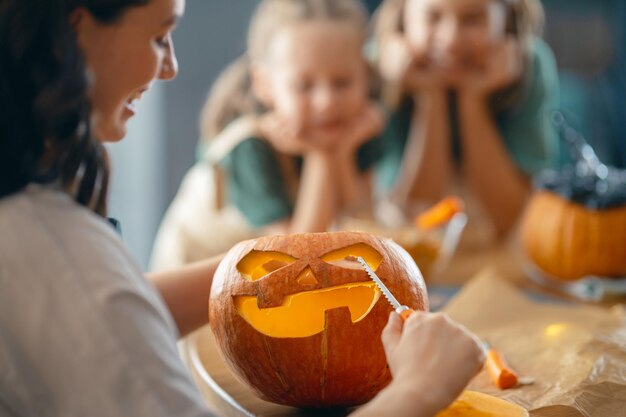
[[442, 269, 626, 417]]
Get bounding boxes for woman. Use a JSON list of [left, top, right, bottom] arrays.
[[374, 0, 560, 237], [0, 0, 484, 416]]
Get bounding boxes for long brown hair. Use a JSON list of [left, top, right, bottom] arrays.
[[0, 0, 151, 216], [199, 0, 370, 142], [373, 0, 545, 111]]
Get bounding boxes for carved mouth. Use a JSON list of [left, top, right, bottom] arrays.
[[234, 282, 381, 338]]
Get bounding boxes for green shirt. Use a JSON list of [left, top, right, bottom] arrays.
[[376, 38, 562, 191], [220, 136, 382, 228]]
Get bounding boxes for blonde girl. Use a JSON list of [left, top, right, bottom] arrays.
[[151, 0, 384, 271], [374, 0, 560, 237]]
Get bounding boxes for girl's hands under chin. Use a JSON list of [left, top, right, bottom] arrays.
[[305, 102, 384, 155], [338, 102, 384, 153], [257, 112, 310, 156], [259, 102, 384, 157]]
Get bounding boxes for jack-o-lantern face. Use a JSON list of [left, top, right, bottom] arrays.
[[209, 232, 427, 407], [234, 243, 383, 338]]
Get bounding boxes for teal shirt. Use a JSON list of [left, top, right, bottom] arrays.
[[220, 136, 382, 228], [377, 38, 562, 190]]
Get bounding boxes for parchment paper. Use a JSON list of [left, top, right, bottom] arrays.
[[443, 269, 626, 417]]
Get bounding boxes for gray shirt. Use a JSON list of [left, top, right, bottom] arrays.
[[0, 185, 215, 417]]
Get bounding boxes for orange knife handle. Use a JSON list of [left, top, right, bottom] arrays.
[[397, 307, 414, 322], [486, 348, 518, 389], [415, 196, 465, 230]]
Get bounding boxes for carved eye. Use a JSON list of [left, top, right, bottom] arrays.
[[237, 251, 298, 281], [321, 243, 383, 270]]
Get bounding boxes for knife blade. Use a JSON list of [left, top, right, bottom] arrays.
[[356, 256, 414, 321]]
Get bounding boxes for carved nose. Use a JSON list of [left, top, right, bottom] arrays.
[[296, 267, 319, 286]]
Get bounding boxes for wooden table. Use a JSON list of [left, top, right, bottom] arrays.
[[179, 232, 620, 417]]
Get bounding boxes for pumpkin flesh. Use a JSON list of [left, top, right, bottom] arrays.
[[435, 391, 528, 417]]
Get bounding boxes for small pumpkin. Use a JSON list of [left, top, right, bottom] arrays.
[[521, 112, 626, 281], [209, 231, 427, 407], [521, 190, 626, 281]]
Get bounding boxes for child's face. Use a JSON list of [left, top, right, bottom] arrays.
[[404, 0, 506, 72], [258, 20, 369, 132], [75, 0, 184, 142]]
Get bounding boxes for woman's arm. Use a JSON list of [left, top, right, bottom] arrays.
[[378, 34, 453, 213], [147, 255, 223, 338], [457, 94, 530, 235], [392, 91, 453, 211], [456, 40, 531, 236], [352, 382, 439, 417]]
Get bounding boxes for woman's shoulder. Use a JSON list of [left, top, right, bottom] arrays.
[[0, 184, 178, 355], [529, 36, 559, 86], [0, 186, 211, 417], [0, 185, 145, 292], [509, 36, 559, 112], [0, 184, 122, 246], [0, 184, 110, 234]]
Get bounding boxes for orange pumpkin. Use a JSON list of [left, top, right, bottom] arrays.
[[521, 112, 626, 282], [209, 231, 428, 407], [521, 190, 626, 281]]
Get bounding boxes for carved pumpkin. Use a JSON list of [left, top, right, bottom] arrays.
[[209, 231, 428, 407], [521, 112, 626, 281]]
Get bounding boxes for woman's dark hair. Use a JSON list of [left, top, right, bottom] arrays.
[[0, 0, 149, 215]]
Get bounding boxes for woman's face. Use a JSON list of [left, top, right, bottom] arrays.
[[74, 0, 185, 142], [404, 0, 506, 72], [257, 20, 369, 133]]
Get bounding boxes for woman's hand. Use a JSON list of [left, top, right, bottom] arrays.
[[381, 311, 485, 415], [379, 33, 414, 85], [456, 38, 523, 100], [380, 33, 447, 95]]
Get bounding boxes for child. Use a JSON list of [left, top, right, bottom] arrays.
[[151, 0, 384, 271], [373, 0, 561, 237]]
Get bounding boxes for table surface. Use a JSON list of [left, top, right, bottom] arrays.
[[179, 232, 618, 417]]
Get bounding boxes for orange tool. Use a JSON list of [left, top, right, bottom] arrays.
[[357, 257, 534, 391], [484, 342, 518, 389], [415, 196, 465, 231], [356, 257, 414, 321]]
